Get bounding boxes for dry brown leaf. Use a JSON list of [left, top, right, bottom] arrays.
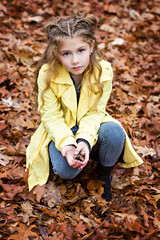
[[7, 112, 36, 129], [43, 181, 62, 208], [21, 201, 34, 215], [113, 212, 138, 221], [134, 145, 156, 157], [0, 180, 25, 200], [0, 153, 12, 166], [33, 184, 46, 202], [18, 201, 36, 225], [80, 214, 98, 229], [87, 178, 104, 198], [8, 223, 38, 240], [100, 24, 115, 32], [153, 216, 160, 229], [146, 102, 160, 118], [74, 221, 88, 235]]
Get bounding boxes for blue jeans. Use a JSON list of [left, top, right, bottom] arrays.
[[48, 122, 125, 179]]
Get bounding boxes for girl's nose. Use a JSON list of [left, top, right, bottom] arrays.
[[72, 54, 79, 65]]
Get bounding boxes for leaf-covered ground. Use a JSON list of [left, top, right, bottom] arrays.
[[0, 0, 160, 239]]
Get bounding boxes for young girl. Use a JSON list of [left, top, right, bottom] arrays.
[[26, 11, 143, 201]]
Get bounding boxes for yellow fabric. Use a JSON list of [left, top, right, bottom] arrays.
[[26, 60, 143, 191]]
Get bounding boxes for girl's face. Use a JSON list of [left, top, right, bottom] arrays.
[[58, 36, 94, 81]]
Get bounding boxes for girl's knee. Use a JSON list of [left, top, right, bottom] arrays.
[[98, 123, 126, 166], [98, 122, 125, 147]]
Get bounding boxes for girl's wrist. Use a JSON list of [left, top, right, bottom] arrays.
[[77, 138, 91, 151]]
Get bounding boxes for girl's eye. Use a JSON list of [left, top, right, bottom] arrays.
[[62, 52, 70, 56], [79, 48, 85, 53]]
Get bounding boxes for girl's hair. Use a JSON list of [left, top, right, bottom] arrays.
[[36, 10, 103, 108]]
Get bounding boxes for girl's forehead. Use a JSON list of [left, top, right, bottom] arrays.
[[60, 36, 86, 47]]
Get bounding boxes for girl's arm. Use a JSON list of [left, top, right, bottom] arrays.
[[38, 65, 77, 151], [76, 63, 113, 149]]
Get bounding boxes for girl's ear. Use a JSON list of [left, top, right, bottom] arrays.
[[90, 40, 95, 54]]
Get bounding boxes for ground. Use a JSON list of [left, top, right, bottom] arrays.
[[0, 0, 160, 239]]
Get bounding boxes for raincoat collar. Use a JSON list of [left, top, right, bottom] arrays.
[[52, 64, 73, 85]]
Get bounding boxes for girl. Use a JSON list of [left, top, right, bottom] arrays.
[[26, 11, 143, 201]]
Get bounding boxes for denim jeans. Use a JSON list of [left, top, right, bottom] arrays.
[[48, 122, 125, 179]]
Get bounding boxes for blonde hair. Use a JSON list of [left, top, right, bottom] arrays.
[[35, 11, 103, 107]]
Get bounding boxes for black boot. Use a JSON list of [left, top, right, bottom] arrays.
[[96, 163, 114, 201], [98, 174, 112, 201]]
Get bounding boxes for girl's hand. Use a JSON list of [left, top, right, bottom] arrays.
[[74, 141, 90, 170], [61, 145, 82, 169]]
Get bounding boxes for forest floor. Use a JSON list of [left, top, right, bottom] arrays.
[[0, 0, 160, 239]]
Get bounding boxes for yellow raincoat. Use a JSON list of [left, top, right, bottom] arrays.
[[26, 60, 143, 191]]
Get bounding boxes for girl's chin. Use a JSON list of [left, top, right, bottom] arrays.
[[70, 69, 85, 76]]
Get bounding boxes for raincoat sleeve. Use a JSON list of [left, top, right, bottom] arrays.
[[76, 62, 113, 148], [38, 65, 77, 151]]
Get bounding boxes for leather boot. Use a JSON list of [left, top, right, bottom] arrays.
[[96, 163, 114, 201], [98, 174, 112, 201]]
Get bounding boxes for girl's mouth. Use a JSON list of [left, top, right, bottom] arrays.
[[73, 66, 81, 70]]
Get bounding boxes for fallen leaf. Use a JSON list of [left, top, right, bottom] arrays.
[[0, 153, 12, 166], [112, 38, 124, 46], [0, 121, 8, 131], [134, 145, 156, 157], [100, 24, 115, 32], [146, 102, 160, 118], [74, 221, 88, 235], [8, 223, 38, 240], [33, 184, 46, 202], [113, 212, 138, 221], [43, 181, 62, 208], [28, 16, 43, 22]]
